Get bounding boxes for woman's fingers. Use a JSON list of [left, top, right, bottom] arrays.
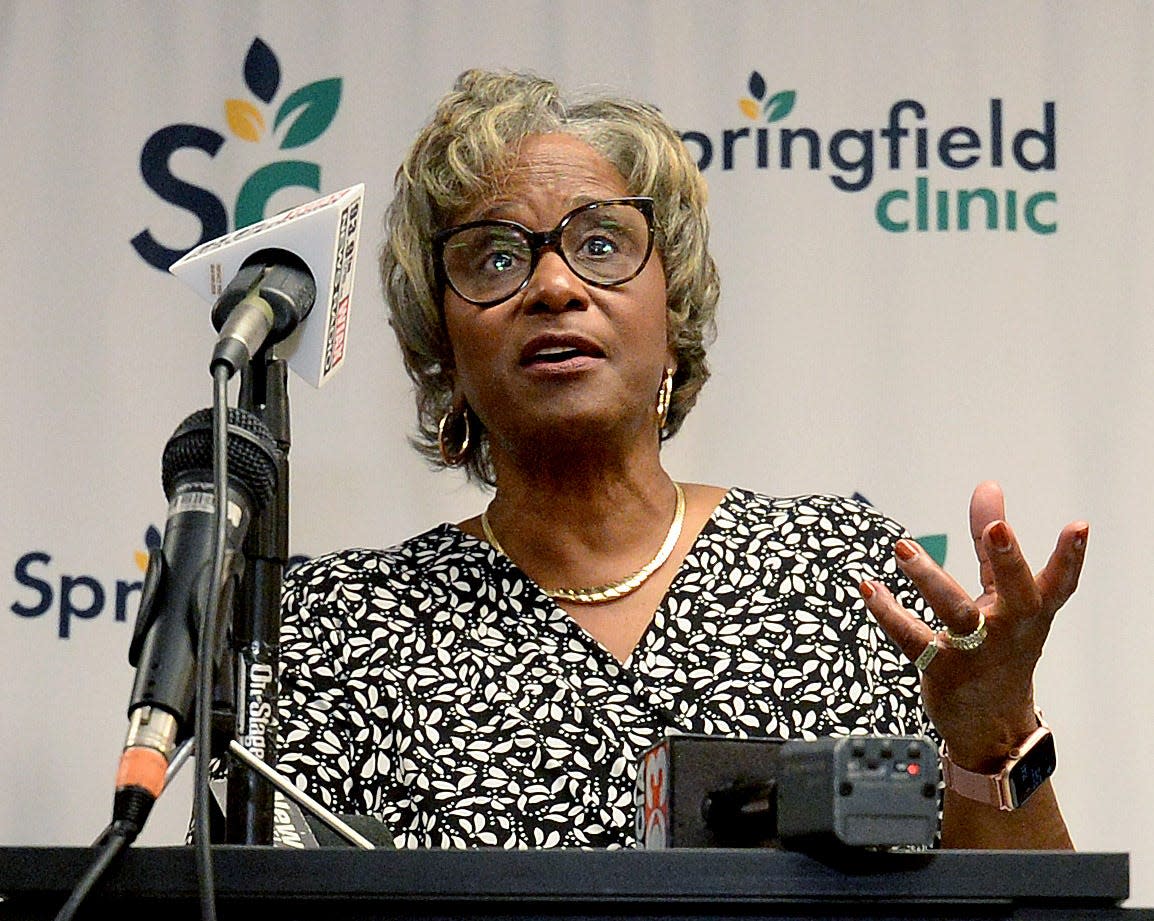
[[976, 520, 1043, 620], [861, 486, 1088, 690], [1034, 521, 1090, 613], [893, 538, 984, 635], [859, 578, 936, 663], [969, 481, 1006, 596]]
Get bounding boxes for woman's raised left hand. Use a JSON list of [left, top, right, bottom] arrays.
[[860, 480, 1089, 771]]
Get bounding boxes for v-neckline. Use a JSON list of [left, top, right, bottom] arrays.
[[459, 486, 737, 667]]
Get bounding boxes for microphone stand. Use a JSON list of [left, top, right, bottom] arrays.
[[222, 352, 290, 845]]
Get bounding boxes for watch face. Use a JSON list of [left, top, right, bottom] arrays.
[[1008, 731, 1057, 808]]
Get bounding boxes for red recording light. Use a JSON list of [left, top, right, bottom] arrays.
[[906, 763, 921, 776]]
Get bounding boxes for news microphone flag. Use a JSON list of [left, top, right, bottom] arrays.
[[169, 184, 364, 388]]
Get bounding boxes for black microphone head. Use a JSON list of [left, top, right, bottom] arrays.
[[210, 248, 317, 343], [161, 407, 280, 510]]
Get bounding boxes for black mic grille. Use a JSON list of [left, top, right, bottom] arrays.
[[161, 407, 279, 510]]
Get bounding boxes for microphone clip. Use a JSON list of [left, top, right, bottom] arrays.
[[210, 250, 316, 377]]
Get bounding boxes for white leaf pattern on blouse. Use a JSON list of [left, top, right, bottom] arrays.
[[276, 489, 936, 849]]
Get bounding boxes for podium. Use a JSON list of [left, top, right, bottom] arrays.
[[0, 846, 1150, 920]]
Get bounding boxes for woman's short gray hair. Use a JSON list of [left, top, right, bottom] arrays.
[[380, 68, 720, 485]]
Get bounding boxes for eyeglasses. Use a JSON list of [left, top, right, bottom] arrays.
[[433, 197, 656, 308]]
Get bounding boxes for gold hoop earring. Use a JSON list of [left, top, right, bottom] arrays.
[[438, 404, 472, 466], [656, 368, 674, 430]]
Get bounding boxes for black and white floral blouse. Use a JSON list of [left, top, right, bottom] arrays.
[[276, 488, 934, 848]]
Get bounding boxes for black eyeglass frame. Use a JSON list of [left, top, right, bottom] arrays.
[[432, 196, 657, 308]]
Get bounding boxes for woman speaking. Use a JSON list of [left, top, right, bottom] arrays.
[[276, 69, 1088, 851]]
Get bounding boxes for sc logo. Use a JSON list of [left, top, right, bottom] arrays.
[[131, 37, 342, 270]]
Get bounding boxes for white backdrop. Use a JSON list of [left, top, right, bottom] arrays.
[[3, 0, 1152, 906]]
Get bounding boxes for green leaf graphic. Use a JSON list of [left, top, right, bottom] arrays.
[[234, 161, 321, 228], [763, 90, 796, 122], [274, 77, 342, 149], [916, 533, 948, 567]]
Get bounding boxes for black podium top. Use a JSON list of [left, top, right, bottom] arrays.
[[0, 846, 1149, 920]]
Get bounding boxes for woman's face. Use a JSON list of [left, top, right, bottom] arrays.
[[441, 133, 671, 463]]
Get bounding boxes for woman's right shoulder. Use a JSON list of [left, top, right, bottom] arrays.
[[282, 522, 483, 597]]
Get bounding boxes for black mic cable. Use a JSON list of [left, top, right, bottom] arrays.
[[192, 363, 232, 921]]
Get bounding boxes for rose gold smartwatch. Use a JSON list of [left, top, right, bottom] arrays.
[[940, 712, 1056, 811]]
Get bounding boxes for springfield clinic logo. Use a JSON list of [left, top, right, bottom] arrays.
[[10, 525, 312, 640], [131, 37, 343, 270], [10, 529, 159, 640], [680, 72, 1057, 234], [5, 38, 341, 641]]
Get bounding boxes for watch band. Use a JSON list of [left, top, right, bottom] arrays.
[[940, 711, 1051, 812]]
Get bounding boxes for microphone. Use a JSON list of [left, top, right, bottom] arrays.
[[168, 183, 364, 387], [208, 250, 317, 378], [114, 407, 280, 833]]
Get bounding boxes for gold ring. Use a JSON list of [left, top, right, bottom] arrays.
[[944, 611, 987, 651], [914, 639, 941, 671]]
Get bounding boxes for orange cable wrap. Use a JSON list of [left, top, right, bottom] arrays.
[[114, 747, 167, 798]]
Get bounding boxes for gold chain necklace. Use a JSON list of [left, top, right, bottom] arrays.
[[480, 482, 686, 605]]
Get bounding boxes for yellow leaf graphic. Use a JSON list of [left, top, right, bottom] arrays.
[[739, 98, 759, 119], [226, 99, 265, 142], [134, 550, 150, 572]]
